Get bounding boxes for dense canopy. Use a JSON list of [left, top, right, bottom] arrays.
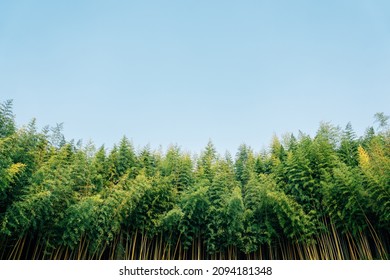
[[0, 100, 389, 259]]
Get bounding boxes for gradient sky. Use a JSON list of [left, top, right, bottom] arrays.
[[1, 0, 389, 154]]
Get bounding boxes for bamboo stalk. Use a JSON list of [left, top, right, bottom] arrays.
[[131, 229, 138, 260]]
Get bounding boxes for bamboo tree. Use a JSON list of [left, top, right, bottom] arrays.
[[0, 100, 389, 260], [358, 137, 390, 231], [338, 122, 359, 167], [0, 100, 16, 138]]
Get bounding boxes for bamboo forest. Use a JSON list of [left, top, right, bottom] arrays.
[[0, 100, 389, 260]]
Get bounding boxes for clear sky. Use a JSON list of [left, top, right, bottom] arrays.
[[1, 0, 389, 154]]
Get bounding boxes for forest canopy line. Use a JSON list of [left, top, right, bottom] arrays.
[[0, 100, 389, 260]]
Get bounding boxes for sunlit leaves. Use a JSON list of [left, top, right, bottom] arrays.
[[358, 139, 390, 229], [0, 100, 389, 259]]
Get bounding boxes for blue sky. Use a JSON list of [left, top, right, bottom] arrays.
[[1, 0, 389, 154]]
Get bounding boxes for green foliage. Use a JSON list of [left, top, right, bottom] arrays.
[[160, 145, 193, 192], [241, 174, 315, 253], [322, 163, 370, 235], [196, 140, 217, 184], [235, 144, 256, 186], [358, 137, 390, 229], [0, 100, 16, 138], [178, 182, 210, 249], [338, 123, 359, 166], [107, 137, 138, 184], [91, 146, 108, 192], [374, 112, 389, 131], [0, 100, 389, 260], [205, 159, 240, 253]]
